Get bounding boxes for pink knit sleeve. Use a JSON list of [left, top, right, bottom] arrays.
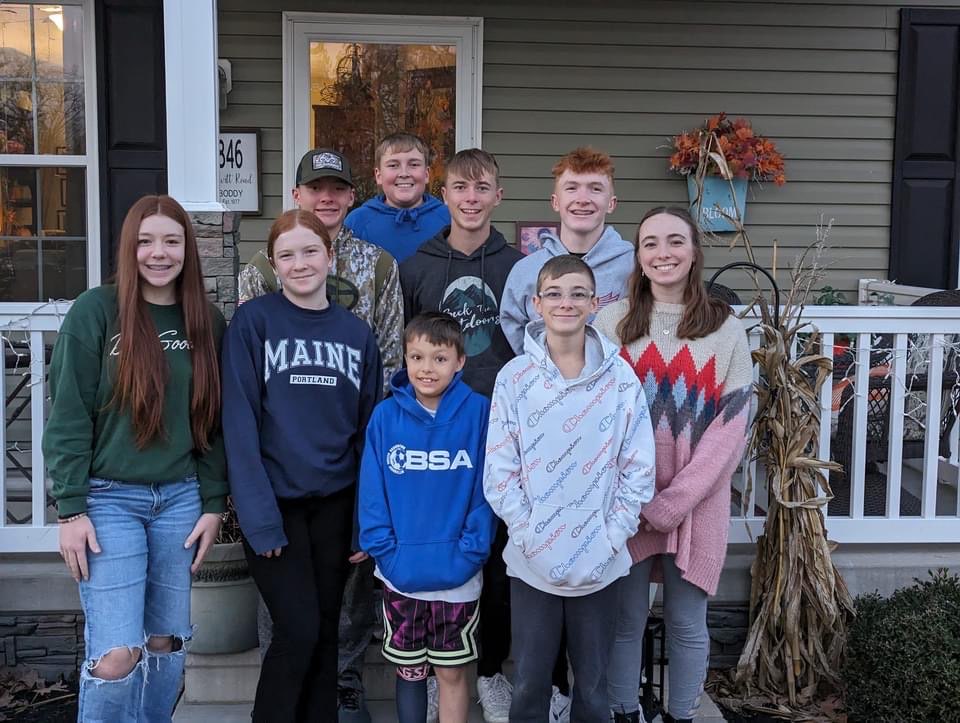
[[641, 325, 753, 533]]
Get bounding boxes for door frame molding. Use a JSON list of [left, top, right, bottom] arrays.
[[281, 11, 483, 207]]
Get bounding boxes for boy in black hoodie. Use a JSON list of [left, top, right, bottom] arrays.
[[400, 149, 522, 398], [399, 149, 522, 722]]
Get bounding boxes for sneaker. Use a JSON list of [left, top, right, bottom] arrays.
[[426, 676, 439, 723], [549, 686, 572, 723], [477, 673, 512, 723], [337, 686, 372, 723]]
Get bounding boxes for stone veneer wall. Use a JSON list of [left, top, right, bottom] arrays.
[[0, 613, 84, 680], [191, 210, 241, 319]]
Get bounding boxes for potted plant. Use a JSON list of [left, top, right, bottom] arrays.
[[190, 499, 259, 654], [669, 113, 786, 232]]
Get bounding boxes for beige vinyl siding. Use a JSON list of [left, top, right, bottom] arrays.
[[218, 0, 960, 298]]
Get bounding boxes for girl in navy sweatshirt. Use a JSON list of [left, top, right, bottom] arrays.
[[222, 209, 382, 723]]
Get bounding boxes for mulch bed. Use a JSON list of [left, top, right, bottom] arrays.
[[0, 669, 77, 722]]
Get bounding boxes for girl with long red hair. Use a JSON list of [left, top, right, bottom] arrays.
[[43, 195, 227, 721]]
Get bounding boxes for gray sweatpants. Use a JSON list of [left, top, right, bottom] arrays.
[[607, 556, 709, 719]]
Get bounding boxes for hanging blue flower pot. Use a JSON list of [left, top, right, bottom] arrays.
[[687, 176, 748, 232]]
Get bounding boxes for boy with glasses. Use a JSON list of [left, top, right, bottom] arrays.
[[484, 255, 656, 723]]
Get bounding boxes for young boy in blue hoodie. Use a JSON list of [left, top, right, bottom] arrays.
[[345, 133, 450, 263], [359, 312, 495, 723], [485, 255, 656, 723]]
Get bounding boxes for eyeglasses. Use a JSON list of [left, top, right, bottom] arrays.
[[538, 290, 595, 304]]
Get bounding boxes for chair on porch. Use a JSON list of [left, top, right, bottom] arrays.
[[830, 290, 960, 516]]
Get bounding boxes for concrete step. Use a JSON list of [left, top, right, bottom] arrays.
[[183, 648, 260, 704], [173, 700, 725, 722], [181, 645, 726, 720], [173, 699, 489, 722]]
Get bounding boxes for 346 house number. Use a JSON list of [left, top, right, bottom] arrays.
[[219, 138, 245, 169]]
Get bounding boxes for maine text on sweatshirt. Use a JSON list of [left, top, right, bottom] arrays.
[[222, 292, 382, 554]]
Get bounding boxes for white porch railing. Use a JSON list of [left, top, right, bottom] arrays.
[[731, 304, 960, 545], [1, 303, 959, 553], [0, 302, 72, 553]]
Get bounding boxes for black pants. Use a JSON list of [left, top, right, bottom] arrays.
[[477, 521, 511, 677], [509, 577, 621, 723], [244, 486, 353, 723]]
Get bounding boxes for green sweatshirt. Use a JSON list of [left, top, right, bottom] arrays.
[[43, 285, 228, 517]]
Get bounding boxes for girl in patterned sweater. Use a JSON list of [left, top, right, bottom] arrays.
[[595, 207, 753, 723]]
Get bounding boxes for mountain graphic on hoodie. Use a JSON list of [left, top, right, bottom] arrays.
[[400, 226, 523, 397], [441, 277, 500, 356]]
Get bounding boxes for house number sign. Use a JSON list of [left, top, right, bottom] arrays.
[[218, 128, 261, 214]]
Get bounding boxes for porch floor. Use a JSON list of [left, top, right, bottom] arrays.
[[172, 662, 727, 722]]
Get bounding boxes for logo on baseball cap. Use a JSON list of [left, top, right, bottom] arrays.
[[296, 148, 354, 187]]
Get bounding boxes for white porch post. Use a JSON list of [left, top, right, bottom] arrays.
[[163, 0, 224, 212]]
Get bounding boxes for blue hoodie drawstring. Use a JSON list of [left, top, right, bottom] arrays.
[[393, 206, 422, 231]]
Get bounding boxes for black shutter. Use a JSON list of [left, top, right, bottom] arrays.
[[95, 0, 167, 279], [890, 9, 960, 290]]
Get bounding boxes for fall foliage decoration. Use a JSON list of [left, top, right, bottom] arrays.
[[671, 113, 787, 186]]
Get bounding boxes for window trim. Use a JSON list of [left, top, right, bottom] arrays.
[[281, 11, 483, 205], [0, 0, 101, 305]]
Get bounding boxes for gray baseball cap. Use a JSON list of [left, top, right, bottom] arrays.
[[296, 148, 354, 187]]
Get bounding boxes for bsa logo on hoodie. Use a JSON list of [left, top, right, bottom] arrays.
[[440, 276, 499, 356]]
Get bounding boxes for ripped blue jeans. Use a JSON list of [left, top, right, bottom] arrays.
[[78, 476, 200, 722]]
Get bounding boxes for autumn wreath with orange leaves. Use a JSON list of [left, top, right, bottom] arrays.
[[670, 113, 786, 186]]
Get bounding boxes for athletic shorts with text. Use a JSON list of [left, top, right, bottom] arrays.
[[381, 587, 480, 667]]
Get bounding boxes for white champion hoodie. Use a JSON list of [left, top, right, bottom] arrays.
[[483, 321, 656, 596]]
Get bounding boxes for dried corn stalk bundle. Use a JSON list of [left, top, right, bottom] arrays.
[[713, 240, 855, 721]]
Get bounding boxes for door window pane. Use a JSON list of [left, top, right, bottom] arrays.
[[0, 165, 86, 301], [310, 42, 455, 202], [0, 6, 33, 78]]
